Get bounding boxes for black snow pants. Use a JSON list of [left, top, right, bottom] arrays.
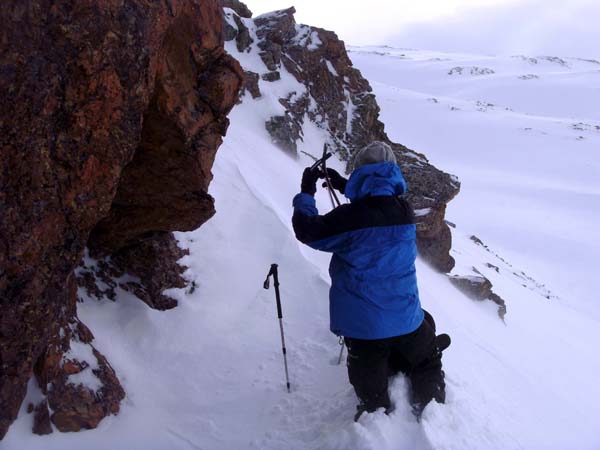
[[344, 311, 445, 414]]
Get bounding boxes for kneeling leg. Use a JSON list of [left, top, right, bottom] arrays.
[[345, 338, 391, 419]]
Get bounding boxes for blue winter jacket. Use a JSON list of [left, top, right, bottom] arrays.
[[292, 162, 424, 339]]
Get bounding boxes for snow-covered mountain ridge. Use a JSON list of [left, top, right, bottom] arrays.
[[348, 45, 600, 320], [5, 7, 600, 450], [222, 5, 460, 273]]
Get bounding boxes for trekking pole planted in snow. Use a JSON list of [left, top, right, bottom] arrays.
[[263, 263, 291, 393]]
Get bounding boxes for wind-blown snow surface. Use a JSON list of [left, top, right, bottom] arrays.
[[349, 46, 600, 320], [5, 48, 600, 450]]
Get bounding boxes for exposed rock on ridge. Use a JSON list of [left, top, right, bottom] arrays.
[[78, 233, 189, 311], [222, 4, 460, 272], [0, 0, 242, 438], [449, 274, 507, 320], [222, 0, 253, 18]]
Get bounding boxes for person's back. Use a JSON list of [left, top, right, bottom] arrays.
[[292, 141, 447, 420]]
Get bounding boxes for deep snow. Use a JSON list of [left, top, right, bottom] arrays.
[[4, 43, 600, 450]]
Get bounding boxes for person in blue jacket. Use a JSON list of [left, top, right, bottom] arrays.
[[292, 141, 446, 420]]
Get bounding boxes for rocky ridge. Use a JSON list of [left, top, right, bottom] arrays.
[[221, 4, 460, 272], [0, 0, 242, 438]]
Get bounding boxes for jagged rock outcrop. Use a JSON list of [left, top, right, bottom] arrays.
[[36, 318, 125, 432], [449, 274, 507, 320], [221, 4, 460, 271], [222, 0, 253, 18], [0, 0, 243, 439], [265, 114, 302, 156], [78, 233, 188, 311], [32, 400, 53, 435]]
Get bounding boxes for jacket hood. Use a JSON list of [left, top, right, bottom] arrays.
[[344, 162, 407, 202]]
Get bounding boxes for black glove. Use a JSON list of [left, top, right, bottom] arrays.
[[301, 167, 320, 196], [320, 168, 347, 194]]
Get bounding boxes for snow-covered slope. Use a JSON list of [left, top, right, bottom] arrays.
[[349, 46, 600, 320], [5, 46, 600, 450]]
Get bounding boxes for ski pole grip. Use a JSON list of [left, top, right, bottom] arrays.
[[263, 263, 277, 289], [271, 264, 284, 319]]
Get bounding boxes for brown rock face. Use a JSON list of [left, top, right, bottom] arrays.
[[87, 6, 243, 255], [32, 400, 53, 435], [78, 233, 189, 311], [242, 71, 262, 100], [449, 274, 507, 320], [222, 4, 460, 271], [0, 0, 242, 439], [32, 318, 125, 434], [222, 0, 253, 18]]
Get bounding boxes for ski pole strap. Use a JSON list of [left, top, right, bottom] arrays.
[[264, 264, 283, 319], [263, 263, 277, 289]]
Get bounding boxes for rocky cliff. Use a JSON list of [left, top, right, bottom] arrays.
[[0, 0, 242, 438], [221, 4, 460, 272]]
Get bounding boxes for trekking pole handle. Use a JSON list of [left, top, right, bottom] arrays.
[[263, 263, 278, 288], [264, 264, 283, 319]]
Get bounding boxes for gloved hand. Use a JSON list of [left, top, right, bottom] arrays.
[[301, 167, 320, 196], [320, 168, 347, 194]]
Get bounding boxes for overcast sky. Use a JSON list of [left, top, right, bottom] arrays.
[[242, 0, 600, 58]]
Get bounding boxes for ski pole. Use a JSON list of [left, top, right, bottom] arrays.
[[263, 263, 291, 393]]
